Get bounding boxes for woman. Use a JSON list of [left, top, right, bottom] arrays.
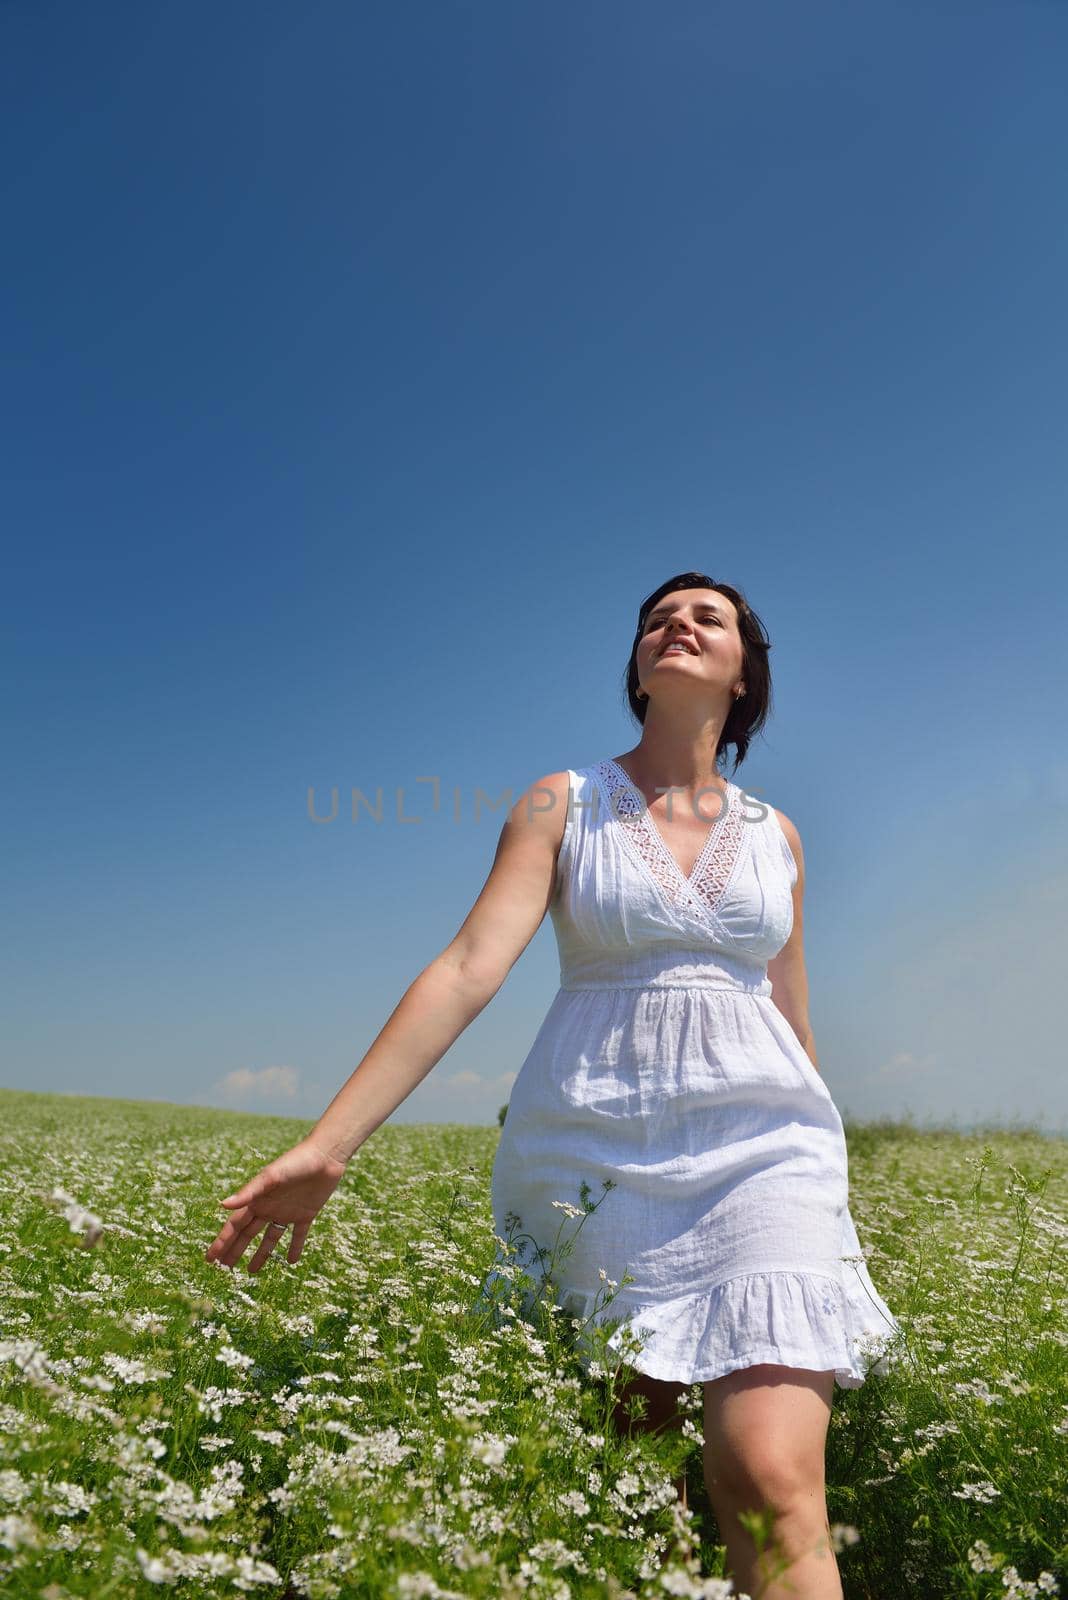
[[205, 571, 903, 1599]]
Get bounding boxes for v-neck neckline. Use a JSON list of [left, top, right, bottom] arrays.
[[602, 756, 737, 889]]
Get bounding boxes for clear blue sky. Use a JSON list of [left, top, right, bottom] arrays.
[[2, 2, 1065, 1138]]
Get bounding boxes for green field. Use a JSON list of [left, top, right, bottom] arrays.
[[0, 1088, 1063, 1599]]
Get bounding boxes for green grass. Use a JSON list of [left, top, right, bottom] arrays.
[[0, 1088, 1063, 1599]]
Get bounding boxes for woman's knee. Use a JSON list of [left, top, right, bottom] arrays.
[[706, 1451, 824, 1519], [701, 1364, 833, 1507]]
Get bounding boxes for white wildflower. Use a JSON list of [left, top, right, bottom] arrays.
[[952, 1480, 1000, 1503], [44, 1186, 104, 1247], [0, 1469, 29, 1505], [101, 1353, 152, 1384], [215, 1343, 255, 1373], [470, 1435, 508, 1466], [231, 1553, 282, 1589], [135, 1546, 179, 1583], [969, 1539, 1002, 1573], [0, 1512, 40, 1551]]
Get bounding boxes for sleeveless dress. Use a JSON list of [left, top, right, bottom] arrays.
[[478, 759, 904, 1389]]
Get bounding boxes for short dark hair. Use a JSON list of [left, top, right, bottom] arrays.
[[621, 571, 773, 774]]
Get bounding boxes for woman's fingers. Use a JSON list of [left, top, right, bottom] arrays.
[[205, 1207, 303, 1272], [289, 1221, 311, 1263], [247, 1218, 292, 1275], [207, 1208, 266, 1268], [204, 1218, 242, 1263], [246, 1234, 274, 1274]]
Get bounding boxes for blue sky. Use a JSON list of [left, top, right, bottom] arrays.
[[2, 2, 1066, 1139]]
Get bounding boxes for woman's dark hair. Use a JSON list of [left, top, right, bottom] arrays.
[[621, 571, 773, 775]]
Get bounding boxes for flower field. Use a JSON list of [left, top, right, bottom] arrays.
[[0, 1088, 1064, 1599]]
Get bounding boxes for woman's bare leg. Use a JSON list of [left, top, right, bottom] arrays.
[[702, 1364, 842, 1600]]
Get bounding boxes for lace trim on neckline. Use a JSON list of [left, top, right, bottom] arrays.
[[593, 759, 747, 926]]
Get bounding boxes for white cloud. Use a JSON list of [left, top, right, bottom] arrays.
[[448, 1069, 485, 1089], [213, 1065, 301, 1102], [875, 1050, 937, 1080], [442, 1069, 517, 1092]]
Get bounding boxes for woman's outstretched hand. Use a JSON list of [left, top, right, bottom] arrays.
[[204, 1138, 350, 1273]]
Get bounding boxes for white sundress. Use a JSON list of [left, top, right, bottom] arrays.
[[479, 758, 905, 1389]]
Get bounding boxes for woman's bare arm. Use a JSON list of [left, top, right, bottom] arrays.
[[765, 809, 820, 1073]]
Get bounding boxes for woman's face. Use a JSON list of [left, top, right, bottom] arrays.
[[634, 588, 744, 704]]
